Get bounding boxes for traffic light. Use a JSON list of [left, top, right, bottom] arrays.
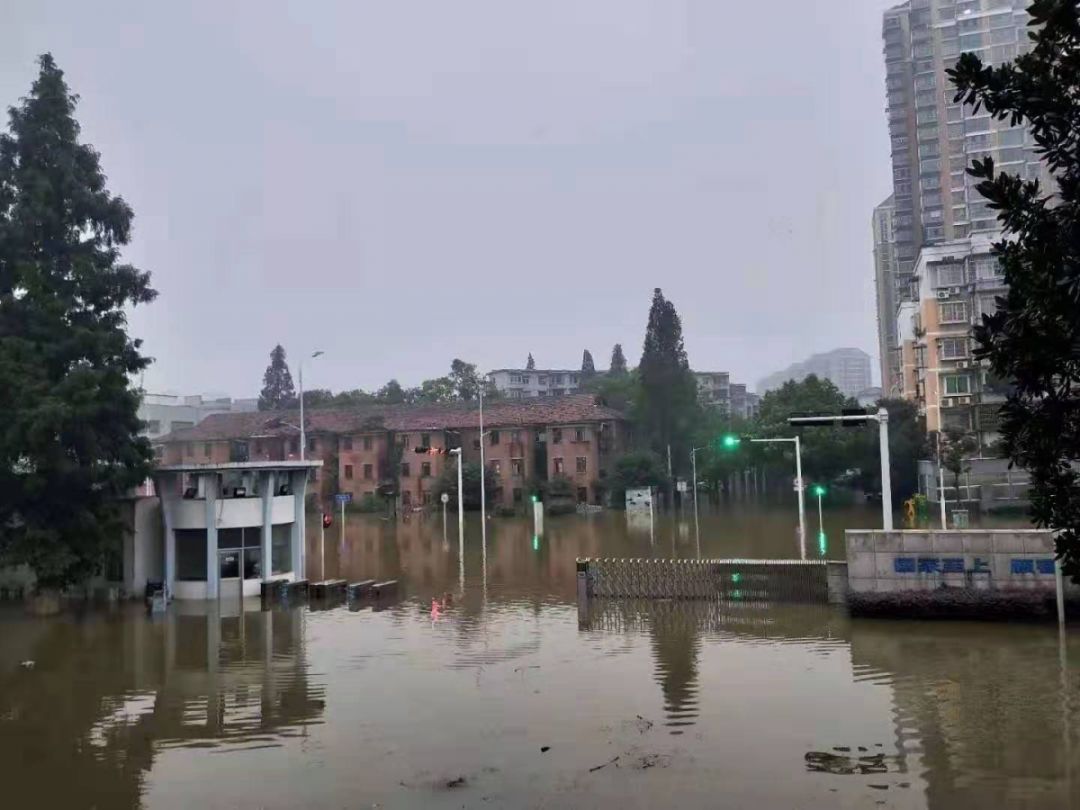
[[532, 534, 540, 552], [812, 484, 827, 497], [414, 446, 449, 455], [718, 434, 741, 451]]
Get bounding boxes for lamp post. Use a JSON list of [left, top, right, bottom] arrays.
[[298, 350, 324, 461], [812, 484, 826, 538], [690, 446, 705, 557], [750, 436, 806, 560], [479, 389, 487, 545]]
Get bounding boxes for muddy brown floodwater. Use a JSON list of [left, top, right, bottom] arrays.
[[2, 505, 1078, 809]]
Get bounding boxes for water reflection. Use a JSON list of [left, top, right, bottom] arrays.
[[0, 603, 323, 807]]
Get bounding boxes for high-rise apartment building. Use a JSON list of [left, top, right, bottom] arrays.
[[757, 348, 872, 400], [878, 0, 1051, 446]]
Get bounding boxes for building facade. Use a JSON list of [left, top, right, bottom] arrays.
[[895, 233, 1007, 448], [159, 396, 629, 509], [694, 372, 730, 410], [877, 0, 1050, 406], [139, 393, 257, 441], [486, 369, 584, 399], [757, 348, 873, 399]]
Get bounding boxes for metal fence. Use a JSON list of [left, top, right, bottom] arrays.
[[577, 557, 832, 603]]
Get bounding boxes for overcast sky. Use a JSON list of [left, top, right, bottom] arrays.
[[3, 0, 897, 396]]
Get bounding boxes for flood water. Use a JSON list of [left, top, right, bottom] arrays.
[[2, 505, 1078, 809]]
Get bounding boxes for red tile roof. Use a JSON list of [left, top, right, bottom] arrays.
[[157, 394, 626, 444]]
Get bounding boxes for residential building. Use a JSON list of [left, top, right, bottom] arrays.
[[876, 0, 1050, 400], [158, 395, 629, 509], [486, 369, 585, 399], [856, 387, 884, 408], [728, 384, 760, 420], [895, 233, 1007, 447], [139, 393, 257, 441], [694, 372, 730, 410], [757, 349, 873, 399]]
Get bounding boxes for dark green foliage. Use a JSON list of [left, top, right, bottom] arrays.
[[409, 376, 455, 404], [870, 399, 927, 506], [948, 1, 1080, 578], [376, 379, 407, 404], [581, 368, 640, 414], [258, 344, 295, 410], [431, 461, 497, 510], [544, 474, 576, 500], [0, 55, 156, 588], [609, 343, 627, 375], [636, 288, 700, 475], [450, 358, 482, 401], [581, 349, 596, 376], [611, 450, 667, 496]]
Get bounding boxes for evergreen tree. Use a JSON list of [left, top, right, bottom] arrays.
[[609, 343, 628, 375], [581, 349, 596, 377], [258, 344, 295, 410], [376, 379, 406, 404], [636, 288, 699, 475], [949, 1, 1080, 579], [0, 55, 156, 589], [526, 353, 536, 371], [450, 358, 482, 401]]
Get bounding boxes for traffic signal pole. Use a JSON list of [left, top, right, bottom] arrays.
[[750, 436, 806, 560]]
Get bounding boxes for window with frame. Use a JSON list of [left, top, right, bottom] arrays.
[[521, 375, 530, 384], [420, 433, 430, 448], [552, 428, 562, 444], [575, 428, 586, 442], [553, 458, 565, 475], [399, 434, 410, 449], [343, 436, 353, 451], [308, 437, 317, 452], [939, 337, 968, 359], [363, 436, 373, 451], [490, 430, 500, 445], [972, 256, 1002, 279], [490, 460, 501, 476], [421, 462, 431, 478], [344, 465, 354, 480], [939, 301, 966, 323], [511, 459, 524, 477], [400, 462, 411, 478], [363, 464, 373, 480], [538, 375, 548, 385], [936, 263, 965, 286], [576, 457, 587, 474], [943, 374, 971, 395]]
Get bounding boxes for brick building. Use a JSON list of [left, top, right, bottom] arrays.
[[158, 395, 628, 509]]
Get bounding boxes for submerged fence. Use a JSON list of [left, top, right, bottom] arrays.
[[576, 558, 845, 604]]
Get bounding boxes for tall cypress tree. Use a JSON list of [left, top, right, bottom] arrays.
[[609, 343, 628, 375], [0, 55, 157, 589], [637, 288, 699, 474], [950, 1, 1080, 579], [258, 344, 295, 410], [581, 349, 596, 377]]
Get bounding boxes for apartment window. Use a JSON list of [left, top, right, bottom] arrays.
[[521, 375, 530, 384], [490, 430, 500, 446], [400, 462, 411, 478], [575, 428, 586, 443], [344, 464, 354, 480], [576, 457, 587, 474], [571, 375, 579, 385], [552, 428, 562, 444], [577, 487, 588, 504], [510, 374, 521, 384], [342, 436, 353, 451], [538, 391, 547, 397], [979, 295, 999, 318], [490, 460, 501, 476], [204, 442, 212, 459], [363, 464, 373, 480], [473, 438, 481, 450], [513, 488, 523, 504], [421, 462, 431, 478], [939, 302, 967, 323], [972, 256, 1002, 280], [940, 338, 969, 360], [420, 432, 430, 448], [943, 374, 972, 396], [937, 264, 965, 287], [307, 437, 317, 452], [399, 434, 410, 449], [553, 458, 565, 475], [288, 439, 299, 455], [511, 459, 524, 477], [553, 374, 564, 384], [363, 436, 372, 451], [538, 376, 548, 385]]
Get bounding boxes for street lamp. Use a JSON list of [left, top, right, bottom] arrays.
[[690, 446, 706, 557], [479, 388, 487, 546], [298, 350, 324, 461], [812, 483, 826, 538]]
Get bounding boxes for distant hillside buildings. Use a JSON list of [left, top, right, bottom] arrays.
[[757, 348, 872, 399], [138, 393, 257, 441]]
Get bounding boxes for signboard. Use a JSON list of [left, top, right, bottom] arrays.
[[334, 492, 353, 505], [441, 493, 449, 504], [625, 487, 653, 512], [676, 479, 688, 493]]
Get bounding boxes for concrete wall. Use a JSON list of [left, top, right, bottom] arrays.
[[846, 529, 1077, 619]]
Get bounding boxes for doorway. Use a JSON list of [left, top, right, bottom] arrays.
[[218, 549, 242, 601]]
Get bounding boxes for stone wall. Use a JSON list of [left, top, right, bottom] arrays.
[[845, 529, 1077, 619]]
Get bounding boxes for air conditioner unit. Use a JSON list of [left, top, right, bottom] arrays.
[[955, 361, 970, 369], [958, 396, 972, 405], [936, 290, 951, 300]]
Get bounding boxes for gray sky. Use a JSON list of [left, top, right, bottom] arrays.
[[3, 0, 897, 395]]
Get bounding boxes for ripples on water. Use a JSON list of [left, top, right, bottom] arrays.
[[1, 507, 1078, 809]]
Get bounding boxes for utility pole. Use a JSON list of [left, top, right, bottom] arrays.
[[750, 436, 806, 560], [937, 431, 947, 529], [298, 350, 324, 461], [479, 389, 487, 545]]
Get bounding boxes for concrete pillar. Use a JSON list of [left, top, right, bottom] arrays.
[[205, 473, 220, 599], [261, 471, 276, 581], [291, 470, 306, 579], [160, 475, 177, 600]]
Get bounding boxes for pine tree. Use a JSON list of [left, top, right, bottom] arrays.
[[258, 344, 295, 410], [949, 1, 1080, 579], [0, 55, 157, 589], [581, 349, 596, 377], [609, 343, 628, 375], [637, 288, 699, 474], [526, 353, 536, 370]]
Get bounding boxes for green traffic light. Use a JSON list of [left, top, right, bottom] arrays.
[[720, 434, 741, 450], [812, 485, 827, 497], [530, 494, 538, 503], [818, 531, 827, 557], [532, 535, 540, 551]]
